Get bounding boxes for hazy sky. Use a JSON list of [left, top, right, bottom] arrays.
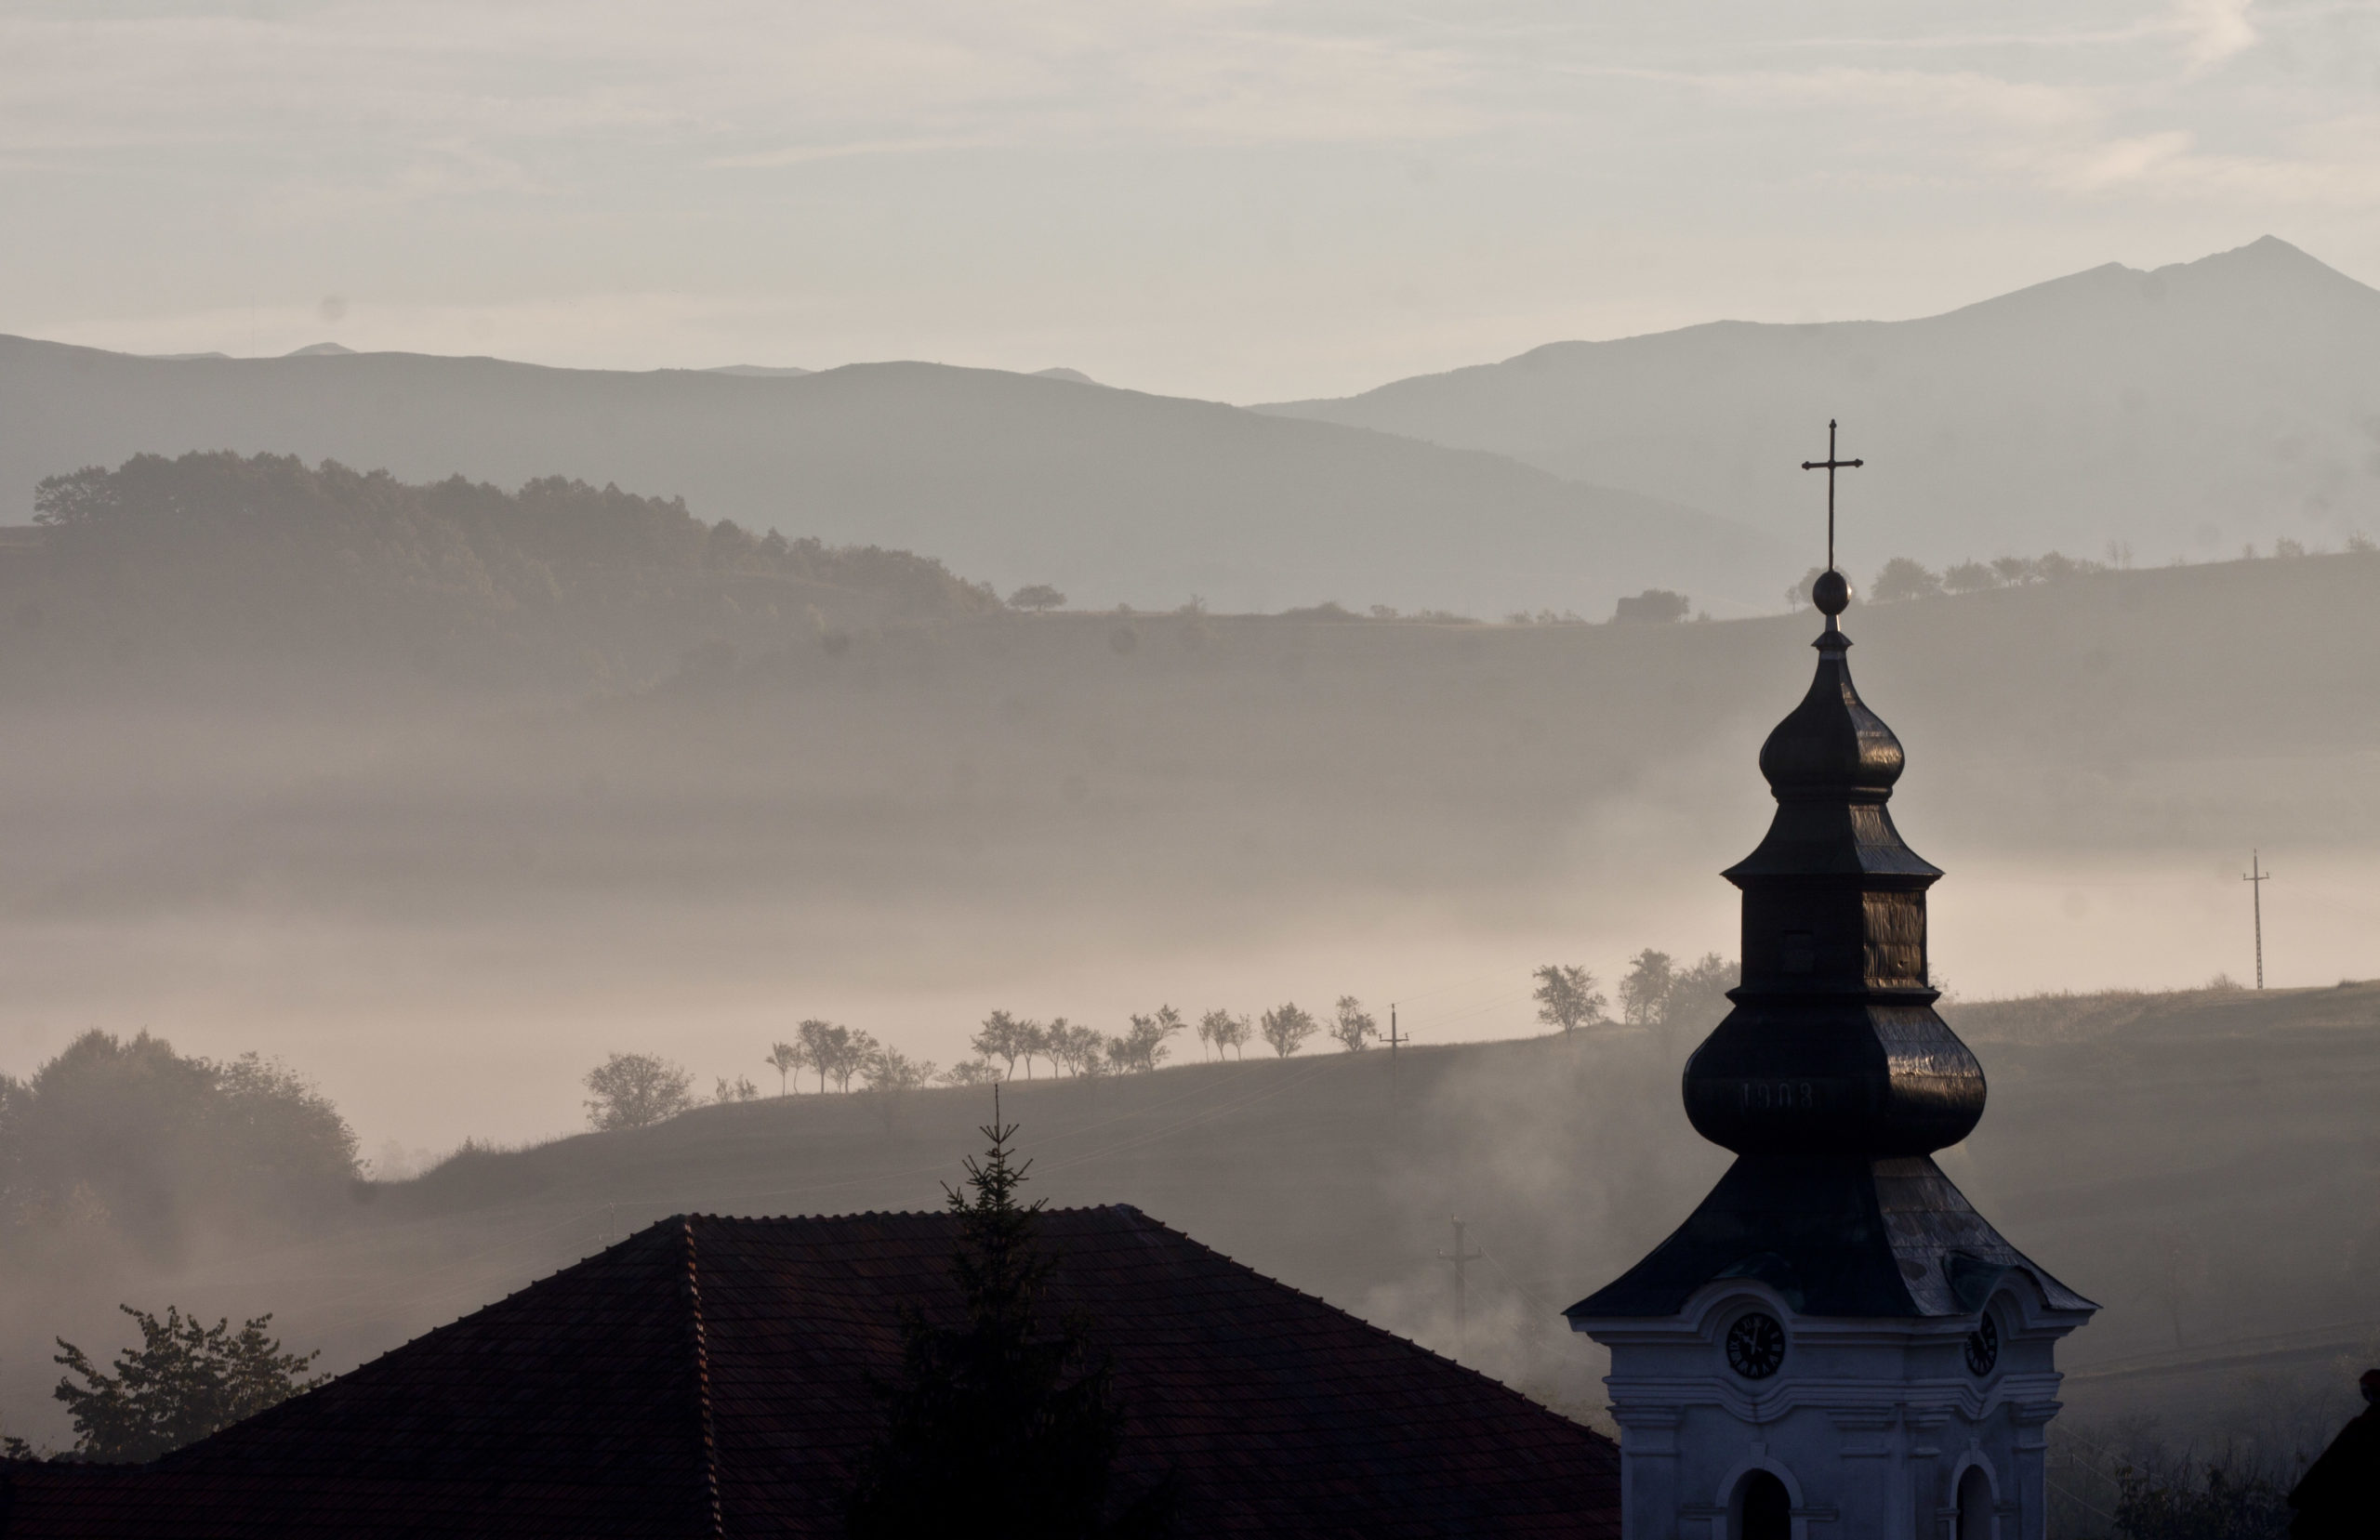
[[7, 1, 2379, 401]]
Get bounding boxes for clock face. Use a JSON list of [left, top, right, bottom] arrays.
[[1965, 1316, 2000, 1376], [1726, 1311, 1786, 1379]]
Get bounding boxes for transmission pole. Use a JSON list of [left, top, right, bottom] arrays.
[[2243, 852, 2271, 989], [1384, 1003, 1406, 1111], [1436, 1218, 1484, 1351]]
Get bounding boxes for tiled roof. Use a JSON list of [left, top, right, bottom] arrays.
[[1567, 1153, 2096, 1321], [3, 1206, 1619, 1537]]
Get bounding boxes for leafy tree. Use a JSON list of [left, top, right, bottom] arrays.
[[765, 1041, 801, 1096], [1618, 951, 1675, 1030], [844, 1114, 1170, 1538], [1110, 1013, 1178, 1073], [1531, 964, 1606, 1036], [0, 1031, 358, 1259], [1990, 555, 2040, 586], [1659, 954, 1736, 1046], [1611, 588, 1689, 625], [1870, 557, 1943, 603], [1328, 996, 1377, 1052], [54, 1305, 323, 1463], [976, 1011, 1027, 1079], [1018, 1020, 1050, 1080], [835, 1031, 882, 1094], [1008, 584, 1067, 613], [797, 1019, 847, 1095], [1942, 559, 1999, 593], [1044, 1020, 1104, 1077], [945, 1060, 1000, 1087], [583, 1052, 694, 1130], [1259, 1003, 1316, 1058], [713, 1074, 760, 1104], [1203, 1011, 1250, 1060]]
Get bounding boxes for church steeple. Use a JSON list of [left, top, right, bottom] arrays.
[[1681, 577, 1983, 1161], [1567, 425, 2094, 1540]]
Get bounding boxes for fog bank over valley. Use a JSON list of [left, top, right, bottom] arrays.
[[0, 451, 2373, 1152]]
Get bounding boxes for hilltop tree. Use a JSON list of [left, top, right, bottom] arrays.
[[975, 1011, 1027, 1079], [1009, 584, 1067, 613], [1044, 1019, 1104, 1077], [583, 1052, 694, 1131], [714, 1074, 760, 1104], [1611, 588, 1689, 625], [1659, 954, 1737, 1047], [834, 1031, 881, 1094], [1018, 1020, 1050, 1080], [1110, 1012, 1179, 1074], [55, 1306, 323, 1463], [1328, 996, 1377, 1052], [1870, 558, 1943, 603], [765, 1041, 801, 1097], [844, 1113, 1170, 1538], [1618, 951, 1675, 1031], [1203, 1011, 1250, 1061], [797, 1019, 848, 1095], [1259, 1003, 1317, 1059], [1531, 965, 1606, 1036], [1942, 559, 1998, 593]]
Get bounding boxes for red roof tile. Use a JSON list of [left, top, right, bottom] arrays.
[[2, 1206, 1619, 1537]]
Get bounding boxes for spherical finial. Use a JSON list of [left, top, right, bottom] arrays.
[[1812, 568, 1850, 616]]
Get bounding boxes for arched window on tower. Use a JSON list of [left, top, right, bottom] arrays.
[[1732, 1469, 1791, 1540], [1955, 1464, 1994, 1540]]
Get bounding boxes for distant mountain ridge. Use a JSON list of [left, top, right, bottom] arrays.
[[1261, 238, 2380, 569], [0, 339, 1786, 618]]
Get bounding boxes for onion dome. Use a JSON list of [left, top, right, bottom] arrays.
[[1571, 580, 2090, 1323], [1682, 599, 1979, 1157]]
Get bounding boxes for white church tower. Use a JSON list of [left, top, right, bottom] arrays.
[[1568, 435, 2096, 1540]]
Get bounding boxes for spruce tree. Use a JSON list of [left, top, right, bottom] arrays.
[[846, 1107, 1170, 1539]]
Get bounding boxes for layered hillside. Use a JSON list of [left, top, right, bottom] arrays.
[[0, 340, 1785, 618], [0, 452, 996, 693], [1264, 238, 2380, 570]]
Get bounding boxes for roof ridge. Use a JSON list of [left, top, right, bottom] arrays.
[[681, 1218, 724, 1538], [1061, 1205, 1614, 1434]]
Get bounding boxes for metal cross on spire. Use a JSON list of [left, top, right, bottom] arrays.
[[1800, 419, 1864, 573]]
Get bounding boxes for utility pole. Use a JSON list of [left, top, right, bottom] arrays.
[[2243, 852, 2271, 989], [1436, 1218, 1484, 1351], [1384, 1003, 1406, 1110]]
